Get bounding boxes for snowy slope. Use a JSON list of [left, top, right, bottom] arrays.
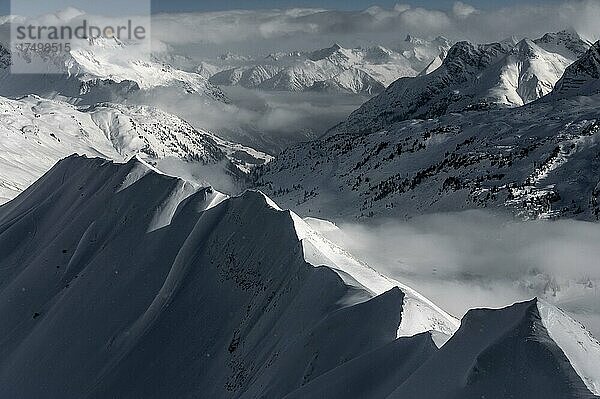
[[306, 68, 386, 94], [290, 299, 600, 399], [534, 29, 592, 60], [88, 102, 225, 163], [337, 31, 589, 135], [255, 92, 600, 222], [0, 95, 267, 204], [290, 211, 460, 340], [210, 64, 283, 89], [284, 333, 439, 399], [70, 38, 226, 97], [396, 35, 453, 73], [485, 39, 573, 105], [0, 155, 597, 398], [417, 49, 447, 76], [0, 95, 122, 203]]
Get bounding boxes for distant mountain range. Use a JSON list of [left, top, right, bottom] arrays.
[[205, 36, 452, 95]]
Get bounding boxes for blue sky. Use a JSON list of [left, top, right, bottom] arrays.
[[150, 0, 558, 13]]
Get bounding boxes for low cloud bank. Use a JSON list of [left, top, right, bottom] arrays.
[[133, 87, 366, 154], [317, 211, 600, 337]]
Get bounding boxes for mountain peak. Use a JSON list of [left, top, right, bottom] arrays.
[[86, 35, 125, 48], [403, 34, 427, 44], [383, 298, 600, 398], [443, 41, 510, 73], [513, 38, 541, 57], [555, 27, 583, 41], [534, 29, 591, 59], [537, 28, 583, 43], [515, 37, 536, 48], [307, 43, 347, 61]]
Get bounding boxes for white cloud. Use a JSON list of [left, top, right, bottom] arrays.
[[147, 0, 600, 57], [452, 2, 478, 19]]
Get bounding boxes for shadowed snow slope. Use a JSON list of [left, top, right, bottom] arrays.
[[388, 299, 600, 399], [0, 155, 403, 398], [0, 155, 597, 398]]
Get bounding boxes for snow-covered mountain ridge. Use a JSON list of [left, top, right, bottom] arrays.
[[550, 41, 600, 99], [255, 94, 600, 222], [0, 155, 597, 398], [335, 30, 591, 134]]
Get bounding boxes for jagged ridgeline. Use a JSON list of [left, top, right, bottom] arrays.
[[0, 155, 598, 398]]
